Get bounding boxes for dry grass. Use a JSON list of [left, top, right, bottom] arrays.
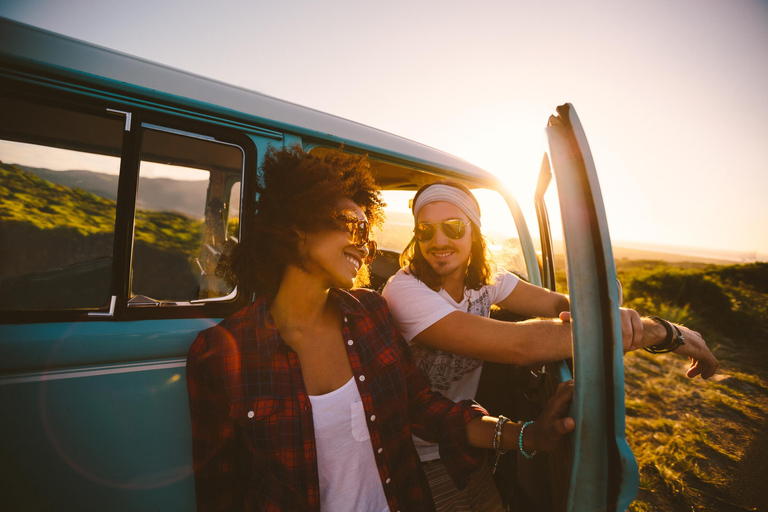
[[624, 344, 768, 511], [552, 259, 768, 510]]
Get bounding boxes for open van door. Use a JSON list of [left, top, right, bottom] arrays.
[[535, 104, 639, 511]]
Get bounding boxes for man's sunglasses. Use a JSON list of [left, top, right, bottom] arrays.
[[336, 216, 377, 265], [414, 219, 471, 242]]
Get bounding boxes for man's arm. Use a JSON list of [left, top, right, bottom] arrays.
[[497, 278, 650, 351], [412, 291, 644, 367], [412, 312, 574, 367], [385, 270, 715, 375], [496, 278, 570, 318], [501, 278, 718, 378]]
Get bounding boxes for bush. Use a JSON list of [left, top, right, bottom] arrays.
[[623, 264, 768, 341]]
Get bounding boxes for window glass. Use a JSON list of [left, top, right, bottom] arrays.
[[473, 189, 527, 279], [376, 190, 416, 252], [542, 173, 566, 292], [0, 97, 122, 310], [131, 127, 243, 303]]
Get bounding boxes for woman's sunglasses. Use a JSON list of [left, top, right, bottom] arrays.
[[336, 216, 377, 265], [414, 219, 471, 243]]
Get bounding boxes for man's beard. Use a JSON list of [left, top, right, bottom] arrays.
[[427, 244, 463, 277]]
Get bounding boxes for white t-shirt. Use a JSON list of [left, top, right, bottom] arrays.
[[381, 269, 519, 461], [309, 377, 389, 512]]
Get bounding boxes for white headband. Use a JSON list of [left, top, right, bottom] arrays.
[[412, 184, 481, 228]]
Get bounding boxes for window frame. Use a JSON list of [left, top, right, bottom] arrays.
[[0, 81, 256, 324], [129, 122, 245, 306]]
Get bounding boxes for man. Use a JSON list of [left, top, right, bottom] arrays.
[[381, 179, 718, 510]]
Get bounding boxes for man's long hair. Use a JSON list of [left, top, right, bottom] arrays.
[[399, 180, 493, 291]]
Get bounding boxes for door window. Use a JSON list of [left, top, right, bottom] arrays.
[[130, 126, 244, 304]]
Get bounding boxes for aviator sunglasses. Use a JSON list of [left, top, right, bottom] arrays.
[[336, 215, 377, 265], [414, 219, 471, 243]]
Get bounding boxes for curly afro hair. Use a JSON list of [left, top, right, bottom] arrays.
[[228, 145, 385, 294]]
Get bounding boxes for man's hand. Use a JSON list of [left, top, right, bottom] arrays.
[[559, 308, 643, 353], [527, 380, 575, 453], [672, 324, 719, 379], [619, 308, 643, 352]]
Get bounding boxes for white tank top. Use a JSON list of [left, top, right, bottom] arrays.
[[308, 377, 389, 512]]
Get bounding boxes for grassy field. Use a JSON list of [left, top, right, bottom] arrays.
[[0, 161, 206, 256], [612, 260, 767, 511]]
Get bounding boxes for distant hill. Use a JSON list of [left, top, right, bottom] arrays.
[[20, 165, 121, 201], [0, 162, 202, 255], [1, 163, 117, 236], [17, 164, 212, 219]]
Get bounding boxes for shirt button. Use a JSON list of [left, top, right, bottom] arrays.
[[247, 411, 254, 419], [347, 339, 354, 346], [377, 448, 383, 454], [359, 375, 365, 382], [385, 478, 391, 484], [370, 414, 376, 422]]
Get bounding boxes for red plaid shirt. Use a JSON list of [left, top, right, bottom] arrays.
[[186, 288, 487, 512]]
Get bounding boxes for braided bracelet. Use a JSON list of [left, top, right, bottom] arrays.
[[491, 415, 509, 475], [519, 421, 537, 459], [643, 316, 685, 353]]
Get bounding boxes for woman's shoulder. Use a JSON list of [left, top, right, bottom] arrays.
[[189, 300, 260, 353], [347, 287, 387, 308], [216, 300, 261, 332], [338, 288, 397, 325]]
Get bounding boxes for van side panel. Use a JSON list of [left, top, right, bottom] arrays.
[[0, 322, 215, 511]]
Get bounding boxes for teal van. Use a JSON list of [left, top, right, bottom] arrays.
[[0, 17, 637, 511]]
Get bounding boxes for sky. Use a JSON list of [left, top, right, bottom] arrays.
[[2, 0, 767, 261]]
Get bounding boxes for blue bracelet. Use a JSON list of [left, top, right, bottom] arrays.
[[519, 421, 537, 459]]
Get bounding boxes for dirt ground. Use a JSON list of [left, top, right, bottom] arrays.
[[708, 378, 768, 511], [631, 345, 768, 512]]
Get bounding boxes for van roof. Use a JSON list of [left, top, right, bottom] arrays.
[[0, 17, 502, 189]]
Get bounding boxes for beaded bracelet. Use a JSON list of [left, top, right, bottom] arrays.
[[491, 415, 509, 474], [519, 421, 537, 459]]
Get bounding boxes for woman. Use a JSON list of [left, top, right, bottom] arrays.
[[186, 146, 574, 511]]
